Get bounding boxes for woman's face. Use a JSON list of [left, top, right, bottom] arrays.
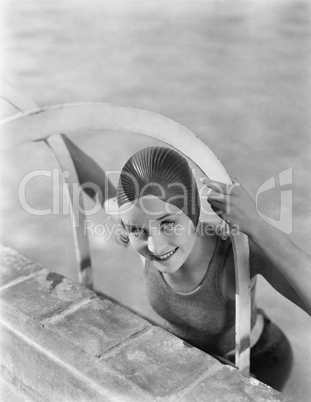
[[119, 195, 197, 274]]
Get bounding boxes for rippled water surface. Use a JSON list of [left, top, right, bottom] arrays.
[[1, 1, 310, 400]]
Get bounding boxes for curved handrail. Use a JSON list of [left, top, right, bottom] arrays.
[[0, 85, 93, 290], [0, 103, 230, 182], [0, 101, 251, 373], [45, 134, 93, 289], [0, 79, 37, 112]]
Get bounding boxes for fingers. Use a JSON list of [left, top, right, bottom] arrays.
[[207, 191, 228, 203], [200, 176, 241, 186], [208, 200, 229, 216], [200, 177, 234, 195], [210, 204, 224, 217], [229, 176, 240, 186]]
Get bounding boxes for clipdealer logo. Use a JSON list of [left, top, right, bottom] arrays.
[[255, 168, 292, 234], [18, 167, 293, 234]]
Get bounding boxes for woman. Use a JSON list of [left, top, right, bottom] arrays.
[[115, 146, 310, 390], [64, 137, 310, 390]]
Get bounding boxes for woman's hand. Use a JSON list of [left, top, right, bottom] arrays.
[[201, 178, 311, 315], [200, 177, 259, 236]]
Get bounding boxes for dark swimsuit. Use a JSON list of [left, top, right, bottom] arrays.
[[144, 236, 292, 391]]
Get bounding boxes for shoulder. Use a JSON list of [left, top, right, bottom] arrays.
[[221, 238, 259, 301], [248, 239, 306, 310], [249, 239, 283, 280], [218, 238, 236, 301], [249, 240, 268, 277]]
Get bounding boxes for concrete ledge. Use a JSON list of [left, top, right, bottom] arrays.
[[0, 304, 149, 401], [0, 245, 290, 401]]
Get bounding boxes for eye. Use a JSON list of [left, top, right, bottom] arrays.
[[161, 221, 174, 230], [130, 227, 145, 239]]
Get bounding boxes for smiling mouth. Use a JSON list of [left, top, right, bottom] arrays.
[[152, 248, 178, 261]]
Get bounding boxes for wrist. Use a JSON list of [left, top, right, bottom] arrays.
[[240, 212, 264, 238], [246, 213, 269, 241]]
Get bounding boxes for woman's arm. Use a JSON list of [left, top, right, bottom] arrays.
[[201, 177, 311, 315]]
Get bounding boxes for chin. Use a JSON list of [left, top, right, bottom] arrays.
[[154, 261, 182, 274]]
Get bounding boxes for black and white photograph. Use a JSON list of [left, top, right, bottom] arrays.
[[0, 1, 310, 401]]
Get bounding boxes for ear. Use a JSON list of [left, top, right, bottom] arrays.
[[115, 218, 130, 248]]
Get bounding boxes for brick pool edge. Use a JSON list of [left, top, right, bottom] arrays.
[[0, 245, 290, 401]]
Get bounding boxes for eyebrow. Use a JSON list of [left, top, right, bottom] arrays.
[[156, 213, 178, 221], [122, 213, 178, 229], [123, 222, 140, 230]]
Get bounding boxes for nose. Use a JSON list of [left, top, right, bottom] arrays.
[[147, 232, 167, 255]]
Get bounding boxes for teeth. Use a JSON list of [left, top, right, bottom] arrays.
[[157, 249, 176, 260]]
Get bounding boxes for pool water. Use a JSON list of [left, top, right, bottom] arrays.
[[1, 1, 310, 400]]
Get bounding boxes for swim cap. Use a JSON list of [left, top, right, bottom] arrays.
[[117, 147, 200, 226]]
